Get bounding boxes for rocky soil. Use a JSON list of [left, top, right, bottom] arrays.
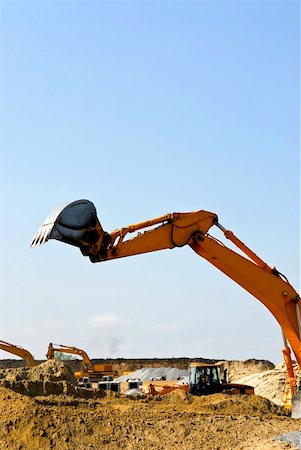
[[0, 359, 301, 450]]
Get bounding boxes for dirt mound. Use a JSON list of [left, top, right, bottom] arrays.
[[29, 360, 78, 384], [0, 359, 298, 449], [1, 360, 77, 384], [192, 393, 289, 417], [161, 392, 290, 417], [233, 362, 301, 406], [0, 386, 299, 450], [0, 360, 104, 399], [224, 359, 275, 381]]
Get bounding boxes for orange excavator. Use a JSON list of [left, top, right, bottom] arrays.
[[31, 200, 301, 415], [0, 340, 37, 367], [46, 342, 115, 382]]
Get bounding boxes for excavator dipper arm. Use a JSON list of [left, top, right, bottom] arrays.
[[31, 200, 301, 413]]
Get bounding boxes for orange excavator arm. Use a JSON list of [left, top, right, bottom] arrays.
[[0, 340, 37, 367], [31, 200, 301, 407], [46, 343, 93, 369]]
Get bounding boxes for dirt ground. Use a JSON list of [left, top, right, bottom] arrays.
[[1, 360, 301, 450], [1, 386, 301, 450]]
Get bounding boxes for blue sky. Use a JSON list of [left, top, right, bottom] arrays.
[[1, 1, 300, 364]]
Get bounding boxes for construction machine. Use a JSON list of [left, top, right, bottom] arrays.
[[31, 199, 301, 415], [189, 362, 254, 395], [145, 362, 254, 397], [46, 342, 115, 382], [0, 340, 37, 367], [146, 382, 188, 396]]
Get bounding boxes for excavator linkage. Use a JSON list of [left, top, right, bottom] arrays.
[[30, 199, 105, 256]]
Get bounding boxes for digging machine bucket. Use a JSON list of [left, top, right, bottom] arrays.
[[291, 392, 301, 419], [30, 199, 108, 260]]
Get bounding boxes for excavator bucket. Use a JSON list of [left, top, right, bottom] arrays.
[[291, 392, 301, 418], [30, 199, 106, 258]]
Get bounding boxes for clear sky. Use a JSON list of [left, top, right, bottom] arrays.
[[1, 1, 300, 364]]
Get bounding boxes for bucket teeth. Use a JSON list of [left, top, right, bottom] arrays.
[[30, 203, 68, 248], [30, 224, 53, 247], [291, 392, 301, 418], [30, 200, 101, 251]]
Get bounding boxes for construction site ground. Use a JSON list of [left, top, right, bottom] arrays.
[[1, 358, 301, 450]]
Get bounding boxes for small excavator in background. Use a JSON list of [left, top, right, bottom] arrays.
[[31, 199, 301, 416], [46, 342, 115, 382], [0, 340, 37, 367]]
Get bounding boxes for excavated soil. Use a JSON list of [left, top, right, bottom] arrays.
[[1, 359, 301, 450], [1, 387, 301, 450]]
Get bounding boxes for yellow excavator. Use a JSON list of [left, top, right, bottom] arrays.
[[31, 199, 301, 415], [46, 342, 115, 382], [0, 340, 37, 367]]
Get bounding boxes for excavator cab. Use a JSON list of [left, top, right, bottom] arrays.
[[189, 362, 254, 396], [189, 363, 226, 395]]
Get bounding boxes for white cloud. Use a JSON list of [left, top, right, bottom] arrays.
[[150, 323, 181, 333], [88, 313, 127, 328]]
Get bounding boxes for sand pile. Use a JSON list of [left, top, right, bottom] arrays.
[[0, 386, 298, 450], [188, 392, 289, 417], [224, 359, 275, 381], [160, 390, 290, 417], [1, 359, 301, 449], [232, 362, 301, 406], [0, 360, 103, 398], [115, 366, 190, 382], [2, 360, 77, 384]]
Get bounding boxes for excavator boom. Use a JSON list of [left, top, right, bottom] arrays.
[[46, 343, 115, 381], [31, 200, 301, 414], [0, 340, 37, 367], [46, 343, 92, 368]]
